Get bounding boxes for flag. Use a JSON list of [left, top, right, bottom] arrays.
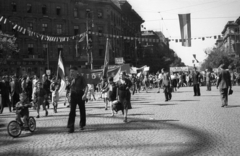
[[79, 33, 86, 42], [103, 38, 110, 78], [57, 51, 65, 79], [178, 13, 191, 47]]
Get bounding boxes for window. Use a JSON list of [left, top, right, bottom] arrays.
[[57, 24, 62, 34], [98, 26, 103, 34], [74, 26, 79, 35], [57, 45, 63, 56], [43, 44, 48, 57], [28, 44, 34, 55], [42, 23, 48, 33], [0, 49, 3, 58], [74, 8, 78, 18], [86, 9, 91, 18], [27, 4, 32, 13], [99, 49, 103, 57], [12, 26, 18, 37], [42, 5, 47, 15], [56, 7, 61, 16], [98, 10, 103, 18], [11, 2, 17, 12], [43, 44, 48, 50], [28, 23, 33, 31]]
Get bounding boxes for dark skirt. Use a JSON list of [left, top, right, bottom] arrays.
[[118, 90, 132, 109], [109, 91, 117, 102], [172, 79, 178, 88]]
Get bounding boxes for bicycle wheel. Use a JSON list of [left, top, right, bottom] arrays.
[[7, 121, 22, 138], [28, 117, 36, 132]]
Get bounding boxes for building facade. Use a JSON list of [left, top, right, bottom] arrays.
[[221, 19, 240, 57], [0, 0, 143, 77]]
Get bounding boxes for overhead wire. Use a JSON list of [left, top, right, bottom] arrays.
[[136, 0, 220, 13]]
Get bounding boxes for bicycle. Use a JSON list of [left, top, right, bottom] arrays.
[[7, 105, 36, 138]]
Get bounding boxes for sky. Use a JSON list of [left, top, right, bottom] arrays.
[[127, 0, 240, 66]]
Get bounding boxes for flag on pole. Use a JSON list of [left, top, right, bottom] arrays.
[[58, 51, 65, 79], [103, 38, 110, 78], [178, 13, 191, 47]]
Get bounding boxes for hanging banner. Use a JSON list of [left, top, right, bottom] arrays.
[[78, 64, 130, 84], [178, 13, 191, 47]]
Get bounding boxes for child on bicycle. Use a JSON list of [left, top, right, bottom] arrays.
[[15, 93, 31, 128]]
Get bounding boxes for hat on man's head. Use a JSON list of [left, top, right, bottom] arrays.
[[69, 65, 78, 71]]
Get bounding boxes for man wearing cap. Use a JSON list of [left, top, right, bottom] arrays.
[[67, 66, 88, 133], [216, 64, 232, 107]]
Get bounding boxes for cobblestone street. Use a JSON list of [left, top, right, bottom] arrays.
[[1, 86, 240, 156]]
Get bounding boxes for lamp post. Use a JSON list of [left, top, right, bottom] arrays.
[[86, 9, 94, 69]]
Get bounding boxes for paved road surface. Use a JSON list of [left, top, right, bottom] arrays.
[[1, 86, 240, 156]]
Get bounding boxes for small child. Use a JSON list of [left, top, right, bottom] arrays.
[[15, 93, 31, 128], [34, 81, 48, 118], [50, 80, 60, 113]]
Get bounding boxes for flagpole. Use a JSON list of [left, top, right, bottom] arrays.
[[56, 51, 61, 80]]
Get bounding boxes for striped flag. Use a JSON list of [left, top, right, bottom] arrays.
[[178, 14, 191, 47], [103, 38, 110, 78], [57, 51, 65, 79]]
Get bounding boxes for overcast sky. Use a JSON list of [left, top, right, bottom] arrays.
[[127, 0, 240, 66]]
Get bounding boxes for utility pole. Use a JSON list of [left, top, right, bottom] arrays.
[[47, 42, 49, 69]]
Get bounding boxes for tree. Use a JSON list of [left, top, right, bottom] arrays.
[[201, 47, 234, 71], [0, 31, 18, 63]]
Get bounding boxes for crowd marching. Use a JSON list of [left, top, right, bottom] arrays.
[[0, 65, 237, 133]]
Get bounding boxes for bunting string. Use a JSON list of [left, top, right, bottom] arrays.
[[0, 15, 223, 44]]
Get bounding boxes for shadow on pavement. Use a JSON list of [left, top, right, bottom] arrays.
[[0, 116, 214, 156], [226, 105, 240, 108], [172, 100, 199, 102]]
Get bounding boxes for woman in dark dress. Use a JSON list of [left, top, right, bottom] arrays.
[[117, 72, 132, 122]]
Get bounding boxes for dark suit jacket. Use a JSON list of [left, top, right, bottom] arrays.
[[10, 80, 21, 95], [217, 69, 231, 89], [192, 71, 201, 85]]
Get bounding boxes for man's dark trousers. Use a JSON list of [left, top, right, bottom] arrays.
[[67, 92, 86, 129], [220, 88, 228, 106], [193, 84, 201, 96], [11, 92, 19, 109]]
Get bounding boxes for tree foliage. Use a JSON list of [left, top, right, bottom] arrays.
[[201, 47, 237, 71], [0, 31, 18, 63]]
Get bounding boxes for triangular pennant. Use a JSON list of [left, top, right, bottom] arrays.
[[13, 24, 18, 29], [0, 16, 3, 22], [4, 18, 7, 24], [23, 29, 26, 34]]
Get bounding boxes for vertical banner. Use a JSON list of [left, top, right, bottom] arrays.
[[178, 13, 191, 47], [103, 38, 110, 78]]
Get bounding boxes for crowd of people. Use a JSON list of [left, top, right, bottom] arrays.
[[0, 64, 235, 133]]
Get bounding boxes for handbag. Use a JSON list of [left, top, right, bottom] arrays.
[[229, 89, 233, 95]]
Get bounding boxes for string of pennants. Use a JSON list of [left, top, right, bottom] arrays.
[[1, 15, 222, 43], [0, 15, 162, 43], [169, 35, 222, 43]]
